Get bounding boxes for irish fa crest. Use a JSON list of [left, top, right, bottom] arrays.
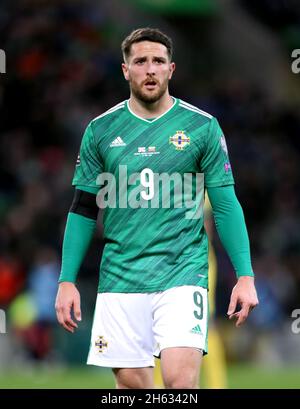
[[169, 131, 190, 150], [95, 336, 108, 353]]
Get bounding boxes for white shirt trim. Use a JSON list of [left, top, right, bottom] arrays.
[[93, 101, 125, 121], [126, 97, 177, 123], [179, 100, 212, 119]]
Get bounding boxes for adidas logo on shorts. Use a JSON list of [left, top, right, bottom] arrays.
[[190, 324, 202, 335]]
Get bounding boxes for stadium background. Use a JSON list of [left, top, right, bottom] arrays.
[[0, 0, 300, 389]]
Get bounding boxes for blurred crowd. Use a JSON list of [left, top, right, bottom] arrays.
[[0, 0, 300, 365]]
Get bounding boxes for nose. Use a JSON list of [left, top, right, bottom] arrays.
[[146, 62, 156, 76]]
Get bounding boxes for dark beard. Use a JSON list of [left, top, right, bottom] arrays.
[[130, 81, 168, 104]]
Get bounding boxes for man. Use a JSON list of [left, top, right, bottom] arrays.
[[55, 27, 258, 389]]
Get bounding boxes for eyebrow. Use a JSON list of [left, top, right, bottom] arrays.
[[132, 56, 167, 63]]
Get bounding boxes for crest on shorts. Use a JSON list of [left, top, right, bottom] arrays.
[[169, 131, 190, 150], [95, 336, 108, 353]]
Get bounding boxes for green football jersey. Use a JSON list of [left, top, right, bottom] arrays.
[[72, 98, 234, 293]]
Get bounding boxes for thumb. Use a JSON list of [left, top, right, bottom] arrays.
[[227, 296, 237, 315], [74, 297, 82, 321]]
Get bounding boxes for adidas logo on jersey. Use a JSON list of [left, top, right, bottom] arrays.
[[190, 324, 202, 335], [110, 136, 126, 147]]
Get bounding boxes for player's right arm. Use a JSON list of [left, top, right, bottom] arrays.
[[55, 122, 102, 333], [55, 191, 98, 332], [55, 282, 81, 333]]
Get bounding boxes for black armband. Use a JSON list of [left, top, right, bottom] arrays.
[[69, 189, 99, 220]]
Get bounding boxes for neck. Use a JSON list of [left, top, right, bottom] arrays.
[[128, 92, 173, 119]]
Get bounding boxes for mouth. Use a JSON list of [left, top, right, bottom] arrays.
[[144, 80, 158, 90]]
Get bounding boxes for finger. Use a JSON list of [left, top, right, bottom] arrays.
[[55, 306, 62, 324], [73, 296, 82, 322], [62, 305, 78, 330], [229, 311, 243, 327], [62, 321, 75, 333], [56, 306, 66, 327], [56, 307, 75, 333], [229, 312, 239, 320], [227, 296, 237, 316], [236, 304, 250, 327], [65, 316, 78, 329], [250, 300, 259, 311], [62, 315, 77, 332]]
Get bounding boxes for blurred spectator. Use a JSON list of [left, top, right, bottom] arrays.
[[8, 247, 59, 362], [0, 255, 24, 307]]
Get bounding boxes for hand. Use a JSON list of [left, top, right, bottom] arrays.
[[227, 276, 259, 327], [55, 282, 82, 333]]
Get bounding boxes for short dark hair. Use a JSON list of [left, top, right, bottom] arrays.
[[121, 27, 173, 61]]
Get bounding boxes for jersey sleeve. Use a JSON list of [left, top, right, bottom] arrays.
[[200, 117, 235, 188], [72, 122, 104, 188]]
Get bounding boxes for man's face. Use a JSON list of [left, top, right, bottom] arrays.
[[122, 41, 175, 103]]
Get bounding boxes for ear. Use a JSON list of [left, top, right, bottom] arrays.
[[168, 62, 176, 80], [122, 63, 129, 81]]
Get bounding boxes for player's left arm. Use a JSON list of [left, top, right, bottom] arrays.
[[200, 116, 258, 326], [207, 185, 259, 327]]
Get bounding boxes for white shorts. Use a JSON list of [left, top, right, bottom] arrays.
[[87, 285, 209, 368]]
